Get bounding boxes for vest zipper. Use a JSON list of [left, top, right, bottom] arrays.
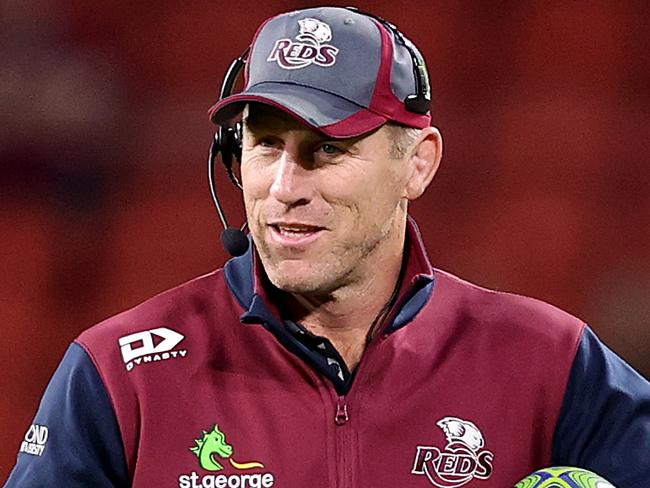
[[330, 336, 389, 486], [334, 396, 349, 425], [333, 395, 353, 487], [330, 335, 390, 485]]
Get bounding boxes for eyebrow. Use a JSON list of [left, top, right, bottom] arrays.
[[242, 111, 368, 149]]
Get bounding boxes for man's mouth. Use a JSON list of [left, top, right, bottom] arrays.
[[268, 222, 326, 245]]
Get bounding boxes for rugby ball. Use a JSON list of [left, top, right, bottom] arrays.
[[515, 466, 616, 487]]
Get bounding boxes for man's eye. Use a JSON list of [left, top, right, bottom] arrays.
[[317, 143, 342, 155], [259, 138, 278, 148]]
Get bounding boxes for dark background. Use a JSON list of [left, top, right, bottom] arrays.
[[2, 0, 649, 480]]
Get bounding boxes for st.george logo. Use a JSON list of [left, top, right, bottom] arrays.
[[118, 327, 187, 371], [411, 417, 494, 487], [178, 424, 275, 488], [190, 425, 265, 472], [267, 18, 339, 69]]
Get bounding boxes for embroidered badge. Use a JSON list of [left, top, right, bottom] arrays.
[[118, 327, 187, 372], [178, 424, 275, 488], [19, 424, 49, 457], [411, 417, 494, 487], [267, 18, 339, 70]]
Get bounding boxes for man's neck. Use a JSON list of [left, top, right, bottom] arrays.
[[276, 228, 406, 371]]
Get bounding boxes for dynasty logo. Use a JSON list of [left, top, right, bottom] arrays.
[[267, 18, 339, 70], [178, 424, 274, 488], [118, 327, 187, 372], [411, 417, 494, 488]]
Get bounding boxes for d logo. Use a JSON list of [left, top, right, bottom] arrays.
[[119, 327, 184, 364]]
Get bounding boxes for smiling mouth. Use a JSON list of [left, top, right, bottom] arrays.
[[269, 223, 325, 244]]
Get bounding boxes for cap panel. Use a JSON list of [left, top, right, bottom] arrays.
[[367, 21, 431, 128], [247, 7, 382, 108]]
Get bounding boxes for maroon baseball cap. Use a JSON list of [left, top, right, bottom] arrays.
[[208, 6, 431, 138]]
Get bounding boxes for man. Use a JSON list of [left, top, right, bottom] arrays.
[[5, 6, 650, 488]]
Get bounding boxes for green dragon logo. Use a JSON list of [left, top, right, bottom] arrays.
[[190, 425, 264, 472]]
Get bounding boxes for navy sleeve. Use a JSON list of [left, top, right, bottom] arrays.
[[3, 342, 129, 487], [552, 326, 650, 486]]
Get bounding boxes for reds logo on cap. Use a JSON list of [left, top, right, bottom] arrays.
[[266, 18, 339, 70]]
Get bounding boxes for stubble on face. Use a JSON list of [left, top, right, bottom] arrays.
[[255, 210, 397, 297], [240, 105, 409, 301]]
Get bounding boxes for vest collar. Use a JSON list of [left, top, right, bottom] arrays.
[[224, 216, 435, 333]]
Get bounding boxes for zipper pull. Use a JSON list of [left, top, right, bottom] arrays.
[[335, 396, 349, 425]]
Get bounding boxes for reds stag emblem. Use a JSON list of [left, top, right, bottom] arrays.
[[411, 417, 494, 488], [267, 18, 339, 70]]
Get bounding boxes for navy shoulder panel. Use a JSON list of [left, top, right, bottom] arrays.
[[552, 326, 650, 486], [3, 342, 129, 488]]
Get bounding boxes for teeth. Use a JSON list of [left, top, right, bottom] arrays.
[[275, 225, 318, 237]]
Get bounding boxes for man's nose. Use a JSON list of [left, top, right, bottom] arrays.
[[269, 151, 313, 206]]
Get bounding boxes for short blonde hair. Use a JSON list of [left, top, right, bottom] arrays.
[[385, 123, 421, 159]]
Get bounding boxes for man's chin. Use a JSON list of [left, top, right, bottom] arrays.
[[265, 262, 336, 296], [268, 272, 325, 295]]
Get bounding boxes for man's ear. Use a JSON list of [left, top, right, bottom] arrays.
[[404, 126, 443, 200]]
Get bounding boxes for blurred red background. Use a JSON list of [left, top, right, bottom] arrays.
[[1, 0, 649, 480]]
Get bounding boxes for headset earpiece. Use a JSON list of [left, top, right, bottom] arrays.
[[215, 122, 243, 189], [216, 126, 233, 169], [217, 123, 242, 167], [231, 121, 242, 162], [405, 93, 431, 115]]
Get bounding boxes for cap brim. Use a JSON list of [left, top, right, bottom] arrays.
[[208, 82, 389, 138]]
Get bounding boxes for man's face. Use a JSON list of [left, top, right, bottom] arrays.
[[240, 104, 411, 296]]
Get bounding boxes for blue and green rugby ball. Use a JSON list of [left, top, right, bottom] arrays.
[[515, 466, 615, 488]]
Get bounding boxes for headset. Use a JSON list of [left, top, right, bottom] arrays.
[[209, 7, 432, 256]]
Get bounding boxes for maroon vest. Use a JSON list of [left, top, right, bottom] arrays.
[[78, 256, 583, 487]]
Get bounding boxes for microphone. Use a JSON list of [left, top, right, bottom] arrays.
[[208, 135, 250, 257], [220, 227, 249, 257]]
